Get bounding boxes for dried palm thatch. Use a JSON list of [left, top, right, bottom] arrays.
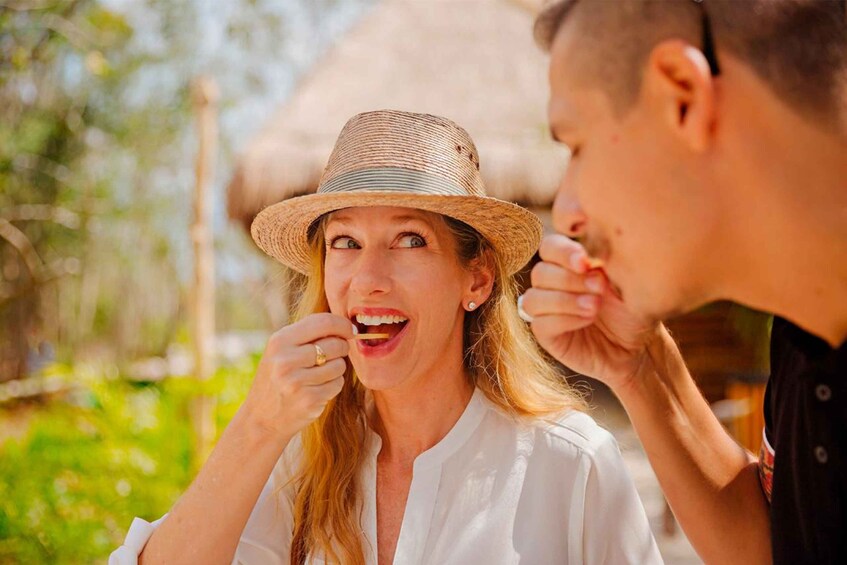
[[226, 0, 567, 230]]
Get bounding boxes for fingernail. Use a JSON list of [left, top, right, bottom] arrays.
[[577, 294, 597, 311], [585, 275, 603, 294], [351, 324, 359, 335], [570, 253, 586, 273]]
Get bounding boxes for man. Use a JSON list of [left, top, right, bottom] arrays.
[[519, 1, 847, 563]]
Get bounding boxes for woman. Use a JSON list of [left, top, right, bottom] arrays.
[[112, 110, 661, 564]]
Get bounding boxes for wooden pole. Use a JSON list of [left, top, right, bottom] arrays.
[[190, 76, 218, 469]]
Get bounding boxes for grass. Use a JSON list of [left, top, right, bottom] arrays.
[[0, 356, 257, 564]]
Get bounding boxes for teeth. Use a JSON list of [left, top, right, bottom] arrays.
[[355, 313, 408, 326]]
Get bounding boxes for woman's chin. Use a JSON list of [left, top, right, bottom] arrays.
[[354, 369, 404, 392]]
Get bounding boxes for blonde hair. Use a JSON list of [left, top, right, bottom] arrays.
[[288, 214, 586, 565]]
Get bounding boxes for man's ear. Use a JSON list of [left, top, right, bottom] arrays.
[[642, 39, 717, 153]]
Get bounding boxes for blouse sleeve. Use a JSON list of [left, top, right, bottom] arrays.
[[109, 515, 169, 565], [109, 438, 300, 565], [581, 430, 664, 565]]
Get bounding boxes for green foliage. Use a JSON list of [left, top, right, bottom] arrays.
[[1, 0, 192, 376], [1, 0, 374, 376], [0, 356, 257, 563]]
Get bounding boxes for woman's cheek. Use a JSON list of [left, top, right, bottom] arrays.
[[322, 270, 346, 308]]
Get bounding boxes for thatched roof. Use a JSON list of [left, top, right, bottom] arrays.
[[226, 0, 567, 230]]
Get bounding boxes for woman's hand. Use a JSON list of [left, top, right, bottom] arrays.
[[136, 312, 355, 565], [521, 234, 661, 391], [241, 313, 355, 443]]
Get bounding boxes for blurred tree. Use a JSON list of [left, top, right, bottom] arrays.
[[3, 0, 120, 378], [1, 0, 190, 379], [0, 0, 375, 382]]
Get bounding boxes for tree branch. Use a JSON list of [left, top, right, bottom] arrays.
[[0, 217, 47, 282]]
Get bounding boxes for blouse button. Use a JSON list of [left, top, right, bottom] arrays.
[[815, 384, 832, 402], [814, 446, 829, 464]]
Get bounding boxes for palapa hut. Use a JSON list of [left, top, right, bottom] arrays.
[[226, 0, 769, 452], [226, 0, 566, 233]]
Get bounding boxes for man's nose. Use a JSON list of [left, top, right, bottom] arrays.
[[552, 188, 588, 239]]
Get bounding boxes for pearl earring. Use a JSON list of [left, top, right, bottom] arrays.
[[467, 301, 477, 311]]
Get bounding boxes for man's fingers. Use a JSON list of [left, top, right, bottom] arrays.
[[522, 287, 599, 318], [538, 234, 589, 273], [531, 261, 605, 294], [530, 314, 595, 338]]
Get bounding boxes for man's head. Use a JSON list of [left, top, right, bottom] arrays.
[[537, 0, 847, 320]]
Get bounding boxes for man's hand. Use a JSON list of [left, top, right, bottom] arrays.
[[523, 234, 772, 564], [521, 233, 660, 390]]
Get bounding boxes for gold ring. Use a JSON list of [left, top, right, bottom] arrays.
[[314, 343, 327, 367]]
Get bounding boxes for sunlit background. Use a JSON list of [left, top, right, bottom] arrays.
[[1, 1, 771, 562]]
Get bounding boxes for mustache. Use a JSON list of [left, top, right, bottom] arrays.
[[573, 234, 610, 261], [572, 234, 625, 299]]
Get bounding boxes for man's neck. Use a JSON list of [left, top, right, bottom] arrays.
[[718, 58, 847, 346]]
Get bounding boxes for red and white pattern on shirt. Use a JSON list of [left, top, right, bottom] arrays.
[[758, 427, 775, 504]]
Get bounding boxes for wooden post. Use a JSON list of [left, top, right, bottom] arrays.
[[190, 76, 218, 469]]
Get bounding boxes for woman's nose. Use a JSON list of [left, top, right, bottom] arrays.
[[349, 249, 392, 297], [552, 190, 588, 239]]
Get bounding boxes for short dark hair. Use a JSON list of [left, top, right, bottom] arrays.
[[535, 0, 847, 125]]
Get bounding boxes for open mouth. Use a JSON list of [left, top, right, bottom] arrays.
[[353, 312, 409, 347]]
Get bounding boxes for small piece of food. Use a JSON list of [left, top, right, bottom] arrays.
[[352, 333, 390, 340], [585, 257, 605, 270]]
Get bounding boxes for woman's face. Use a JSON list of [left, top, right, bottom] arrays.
[[323, 206, 482, 391]]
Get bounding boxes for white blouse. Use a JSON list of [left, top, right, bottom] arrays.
[[111, 388, 662, 564]]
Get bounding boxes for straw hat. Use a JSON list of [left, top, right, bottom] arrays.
[[251, 110, 542, 275]]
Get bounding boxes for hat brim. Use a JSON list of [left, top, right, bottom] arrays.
[[251, 191, 542, 275]]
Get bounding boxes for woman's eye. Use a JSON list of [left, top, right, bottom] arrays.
[[397, 234, 426, 248], [329, 237, 360, 249]]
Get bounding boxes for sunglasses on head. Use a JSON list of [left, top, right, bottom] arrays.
[[692, 0, 720, 75]]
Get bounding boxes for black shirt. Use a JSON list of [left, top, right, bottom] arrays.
[[764, 317, 847, 564]]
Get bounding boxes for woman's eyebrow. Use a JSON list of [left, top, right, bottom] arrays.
[[325, 214, 353, 228]]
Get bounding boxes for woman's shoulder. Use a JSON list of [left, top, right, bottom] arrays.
[[474, 402, 630, 491], [537, 410, 617, 457], [479, 395, 618, 462]]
